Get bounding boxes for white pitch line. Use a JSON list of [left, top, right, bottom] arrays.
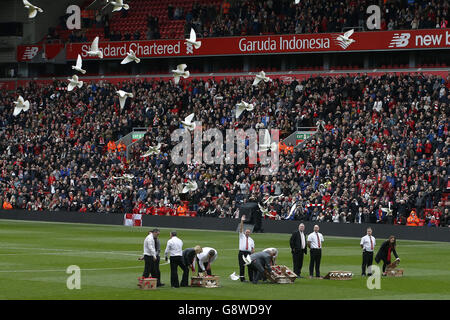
[[0, 262, 170, 273]]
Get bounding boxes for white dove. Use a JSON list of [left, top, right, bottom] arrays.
[[67, 75, 83, 91], [294, 0, 300, 4], [235, 101, 254, 118], [336, 29, 356, 49], [121, 49, 140, 64], [13, 95, 30, 116], [229, 272, 240, 281], [258, 203, 271, 217], [110, 0, 129, 12], [185, 28, 201, 49], [142, 143, 161, 157], [285, 202, 297, 220], [172, 64, 190, 84], [87, 36, 103, 58], [258, 129, 278, 152], [181, 113, 196, 131], [263, 194, 284, 205], [112, 174, 133, 180], [116, 90, 133, 109], [182, 180, 198, 193], [72, 54, 86, 74], [252, 71, 271, 86], [242, 254, 252, 266], [23, 0, 43, 18]]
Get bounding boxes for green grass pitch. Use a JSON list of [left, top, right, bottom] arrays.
[[1, 219, 450, 300]]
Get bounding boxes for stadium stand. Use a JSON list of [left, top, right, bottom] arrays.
[[44, 0, 450, 43], [0, 73, 448, 227]]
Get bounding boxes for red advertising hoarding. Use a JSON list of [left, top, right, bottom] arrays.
[[62, 29, 450, 60]]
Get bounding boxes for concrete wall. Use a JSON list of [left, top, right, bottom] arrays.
[[1, 210, 450, 242]]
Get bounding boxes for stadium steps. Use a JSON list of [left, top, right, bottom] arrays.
[[115, 127, 148, 160]]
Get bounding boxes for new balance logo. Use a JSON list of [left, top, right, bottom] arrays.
[[22, 46, 39, 60], [388, 33, 410, 48]]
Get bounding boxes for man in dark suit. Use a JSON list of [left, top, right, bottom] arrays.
[[289, 223, 307, 278], [182, 245, 203, 280], [244, 250, 276, 284]]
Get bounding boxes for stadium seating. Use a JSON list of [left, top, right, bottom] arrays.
[[1, 73, 448, 227], [45, 0, 450, 43]]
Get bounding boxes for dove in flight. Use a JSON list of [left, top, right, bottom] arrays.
[[13, 95, 30, 116], [252, 70, 271, 86], [242, 254, 252, 266], [67, 75, 83, 91], [258, 203, 271, 217], [235, 101, 254, 118], [121, 49, 140, 64], [258, 129, 278, 152], [263, 194, 284, 205], [142, 143, 161, 157], [294, 0, 300, 4], [116, 90, 133, 109], [185, 28, 201, 49], [172, 64, 190, 84], [87, 36, 103, 58], [23, 0, 43, 18], [181, 113, 196, 131], [72, 54, 86, 74], [182, 180, 198, 193], [285, 202, 297, 220], [110, 0, 129, 12]]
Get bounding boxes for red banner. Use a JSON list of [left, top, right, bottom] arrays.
[[45, 43, 65, 59], [64, 29, 450, 60]]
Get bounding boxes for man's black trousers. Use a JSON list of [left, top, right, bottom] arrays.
[[238, 250, 253, 281], [292, 249, 305, 276], [170, 256, 189, 287], [362, 251, 374, 275], [309, 248, 322, 277]]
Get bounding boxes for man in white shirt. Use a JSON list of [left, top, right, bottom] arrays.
[[289, 223, 307, 278], [164, 231, 188, 287], [360, 227, 376, 276], [238, 215, 255, 282], [140, 230, 156, 281], [197, 247, 218, 276], [307, 224, 324, 279]]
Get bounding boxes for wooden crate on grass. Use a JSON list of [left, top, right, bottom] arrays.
[[386, 259, 404, 277], [191, 275, 220, 288], [265, 265, 297, 284], [137, 277, 157, 290]]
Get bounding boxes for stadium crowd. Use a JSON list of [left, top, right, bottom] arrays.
[[186, 0, 449, 38], [58, 0, 450, 43], [0, 73, 449, 227]]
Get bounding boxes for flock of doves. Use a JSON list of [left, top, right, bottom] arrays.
[[16, 0, 354, 199]]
